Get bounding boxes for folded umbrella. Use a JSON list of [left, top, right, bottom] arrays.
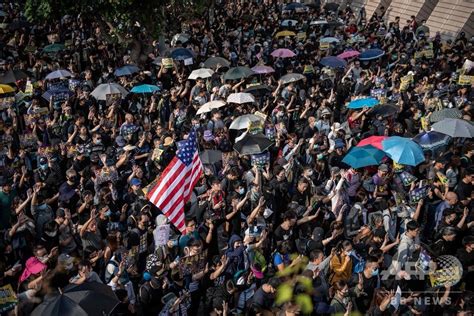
[[227, 93, 255, 104], [196, 100, 226, 115], [114, 65, 140, 77], [234, 133, 273, 155], [342, 145, 386, 169], [91, 83, 128, 100], [0, 69, 28, 84], [200, 150, 223, 164], [169, 48, 195, 60], [369, 103, 399, 117], [45, 69, 73, 80], [431, 118, 474, 138], [31, 282, 119, 316], [337, 50, 360, 59], [347, 97, 379, 109], [130, 84, 160, 94], [188, 68, 214, 80], [381, 136, 425, 166], [412, 131, 451, 151], [271, 48, 296, 58], [230, 114, 263, 130], [203, 57, 230, 69], [429, 108, 462, 123], [356, 135, 387, 150], [320, 56, 347, 68], [279, 73, 305, 84], [359, 48, 385, 61], [224, 67, 255, 80], [251, 65, 275, 74]]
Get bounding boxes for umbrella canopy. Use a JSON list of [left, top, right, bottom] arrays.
[[45, 69, 73, 80], [280, 73, 305, 84], [337, 50, 360, 59], [0, 69, 28, 84], [324, 2, 339, 11], [342, 145, 386, 169], [114, 65, 140, 77], [230, 114, 263, 130], [251, 65, 275, 74], [196, 100, 226, 115], [281, 20, 298, 27], [8, 20, 31, 31], [412, 131, 451, 151], [356, 136, 387, 150], [91, 83, 128, 100], [370, 104, 399, 117], [320, 37, 340, 43], [31, 282, 119, 316], [310, 20, 328, 26], [188, 68, 214, 80], [320, 56, 347, 68], [43, 43, 65, 53], [227, 92, 255, 104], [223, 67, 255, 80], [275, 30, 296, 38], [244, 84, 272, 95], [359, 49, 385, 61], [200, 150, 223, 164], [171, 33, 190, 46], [381, 136, 425, 166], [130, 84, 160, 94], [283, 2, 307, 11], [0, 84, 14, 94], [271, 48, 296, 58], [203, 57, 230, 69], [234, 133, 273, 155], [431, 118, 474, 138], [169, 48, 195, 60], [429, 108, 462, 123], [347, 97, 379, 109]]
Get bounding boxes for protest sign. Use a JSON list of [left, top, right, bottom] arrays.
[[178, 249, 208, 277], [153, 224, 170, 246], [106, 93, 121, 107], [320, 42, 330, 50], [0, 284, 17, 313]]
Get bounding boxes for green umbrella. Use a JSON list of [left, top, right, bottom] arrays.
[[43, 43, 66, 53], [223, 66, 255, 80]]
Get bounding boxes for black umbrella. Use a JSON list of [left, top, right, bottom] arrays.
[[429, 108, 462, 123], [324, 2, 339, 11], [8, 20, 31, 31], [200, 150, 223, 164], [31, 282, 119, 316], [224, 66, 255, 80], [234, 133, 273, 155], [369, 104, 399, 117], [244, 84, 272, 95], [203, 57, 230, 69], [0, 69, 28, 84]]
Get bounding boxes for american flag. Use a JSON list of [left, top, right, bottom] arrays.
[[147, 130, 203, 233]]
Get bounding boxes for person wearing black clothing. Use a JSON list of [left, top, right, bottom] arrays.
[[252, 278, 281, 315], [350, 256, 380, 314]]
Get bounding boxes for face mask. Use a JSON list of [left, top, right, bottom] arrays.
[[40, 164, 48, 170], [371, 268, 379, 276], [238, 188, 245, 195], [38, 255, 48, 261], [105, 210, 112, 217], [94, 139, 101, 145], [307, 171, 313, 176]]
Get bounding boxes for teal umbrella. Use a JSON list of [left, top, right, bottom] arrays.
[[131, 84, 160, 94], [381, 136, 425, 166], [347, 97, 379, 109], [43, 43, 66, 53], [342, 145, 386, 169]]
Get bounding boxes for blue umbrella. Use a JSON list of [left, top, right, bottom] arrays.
[[320, 56, 347, 68], [114, 65, 140, 77], [347, 97, 379, 109], [169, 48, 195, 60], [342, 145, 386, 169], [412, 131, 451, 151], [382, 136, 425, 166], [130, 84, 160, 94], [359, 49, 385, 61]]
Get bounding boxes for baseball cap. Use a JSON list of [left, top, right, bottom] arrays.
[[130, 178, 141, 187], [378, 164, 389, 172]]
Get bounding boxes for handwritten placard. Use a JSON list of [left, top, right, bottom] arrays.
[[153, 224, 170, 246]]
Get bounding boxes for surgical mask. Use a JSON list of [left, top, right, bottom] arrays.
[[46, 231, 57, 237], [40, 164, 48, 170], [238, 188, 245, 195], [371, 268, 379, 276], [94, 139, 101, 145], [105, 210, 112, 217], [38, 255, 48, 261], [306, 170, 313, 176]]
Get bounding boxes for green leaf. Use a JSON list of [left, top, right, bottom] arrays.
[[297, 276, 313, 292], [275, 283, 293, 305], [295, 294, 313, 314]]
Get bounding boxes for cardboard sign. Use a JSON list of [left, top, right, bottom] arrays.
[[178, 249, 208, 277], [153, 224, 170, 246], [106, 93, 121, 107], [0, 284, 17, 313]]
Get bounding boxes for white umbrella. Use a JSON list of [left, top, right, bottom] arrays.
[[229, 114, 263, 130], [171, 33, 190, 46], [45, 69, 73, 80], [281, 19, 298, 27], [227, 92, 255, 104], [310, 20, 328, 25], [188, 68, 214, 80], [431, 118, 474, 138], [91, 83, 128, 101], [196, 100, 226, 115]]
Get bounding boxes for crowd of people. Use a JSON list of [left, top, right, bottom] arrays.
[[0, 0, 473, 315]]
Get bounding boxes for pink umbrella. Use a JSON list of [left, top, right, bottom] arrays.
[[356, 135, 387, 150], [251, 65, 275, 74], [271, 48, 296, 58], [337, 50, 360, 59]]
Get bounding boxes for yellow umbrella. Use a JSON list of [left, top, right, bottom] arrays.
[[275, 30, 296, 38], [0, 84, 14, 94]]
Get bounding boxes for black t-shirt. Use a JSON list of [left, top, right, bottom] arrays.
[[456, 181, 472, 202], [252, 287, 275, 313], [274, 225, 296, 245]]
